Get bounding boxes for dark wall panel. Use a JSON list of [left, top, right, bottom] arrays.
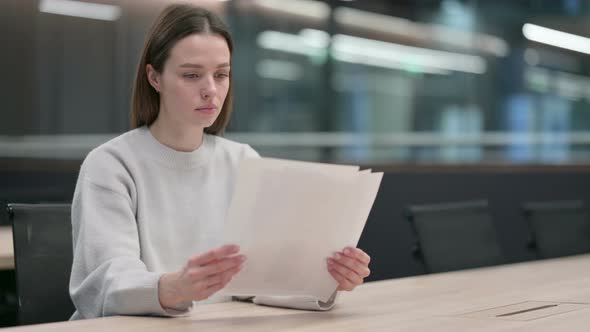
[[1, 161, 589, 282], [359, 167, 590, 281]]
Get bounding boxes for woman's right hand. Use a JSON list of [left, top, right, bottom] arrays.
[[158, 244, 245, 309]]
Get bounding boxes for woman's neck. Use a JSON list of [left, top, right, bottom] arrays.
[[149, 116, 204, 152]]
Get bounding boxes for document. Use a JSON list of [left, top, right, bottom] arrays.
[[219, 158, 383, 302]]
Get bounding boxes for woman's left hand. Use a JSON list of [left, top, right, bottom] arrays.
[[326, 247, 371, 291]]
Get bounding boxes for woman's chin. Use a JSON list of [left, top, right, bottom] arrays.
[[188, 118, 218, 130]]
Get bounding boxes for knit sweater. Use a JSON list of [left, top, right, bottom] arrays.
[[69, 126, 335, 320]]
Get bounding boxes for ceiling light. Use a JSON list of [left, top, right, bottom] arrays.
[[523, 23, 590, 55], [39, 0, 121, 21]]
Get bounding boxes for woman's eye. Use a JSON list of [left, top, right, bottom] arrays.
[[215, 73, 229, 79], [184, 73, 198, 79]]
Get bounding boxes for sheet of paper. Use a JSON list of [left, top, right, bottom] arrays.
[[219, 158, 382, 302]]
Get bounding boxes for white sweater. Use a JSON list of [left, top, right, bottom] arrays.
[[69, 126, 335, 320]]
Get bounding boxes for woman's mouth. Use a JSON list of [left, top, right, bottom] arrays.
[[195, 105, 217, 114]]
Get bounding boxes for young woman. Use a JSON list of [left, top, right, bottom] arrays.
[[69, 3, 371, 319]]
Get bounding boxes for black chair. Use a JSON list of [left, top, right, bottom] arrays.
[[523, 200, 590, 259], [406, 200, 505, 273], [8, 203, 74, 325]]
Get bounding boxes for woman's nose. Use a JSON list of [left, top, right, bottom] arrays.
[[200, 76, 216, 100]]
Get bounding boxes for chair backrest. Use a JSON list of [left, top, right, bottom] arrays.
[[523, 200, 590, 259], [8, 203, 74, 325], [406, 200, 505, 273]]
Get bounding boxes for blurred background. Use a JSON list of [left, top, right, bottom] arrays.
[[2, 0, 590, 164], [1, 0, 590, 327]]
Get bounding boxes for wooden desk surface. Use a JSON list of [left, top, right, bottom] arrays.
[[3, 254, 590, 331], [0, 226, 13, 270]]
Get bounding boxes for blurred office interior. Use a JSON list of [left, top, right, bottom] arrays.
[[1, 0, 590, 164], [1, 0, 590, 327]]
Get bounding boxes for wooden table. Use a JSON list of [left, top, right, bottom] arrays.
[[3, 254, 590, 331], [0, 226, 13, 270]]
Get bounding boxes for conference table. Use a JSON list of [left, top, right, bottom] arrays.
[[0, 226, 13, 270], [2, 253, 589, 331]]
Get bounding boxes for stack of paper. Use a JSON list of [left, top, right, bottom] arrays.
[[219, 157, 383, 302]]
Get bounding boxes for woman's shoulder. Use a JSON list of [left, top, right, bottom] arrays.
[[80, 128, 144, 178], [75, 129, 145, 201], [209, 134, 260, 160], [86, 128, 142, 159]]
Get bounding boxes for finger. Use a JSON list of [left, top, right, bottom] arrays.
[[331, 253, 370, 278], [342, 247, 371, 265], [188, 244, 240, 267], [204, 264, 242, 287], [327, 259, 364, 285], [195, 281, 226, 300], [202, 272, 237, 298], [328, 267, 356, 291], [222, 264, 242, 283], [204, 273, 224, 287], [190, 255, 246, 279], [193, 267, 239, 301]]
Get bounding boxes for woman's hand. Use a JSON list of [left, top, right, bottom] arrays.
[[158, 244, 245, 309], [327, 247, 371, 291]]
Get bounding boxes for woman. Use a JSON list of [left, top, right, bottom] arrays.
[[70, 3, 371, 319]]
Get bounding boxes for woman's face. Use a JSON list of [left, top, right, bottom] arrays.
[[149, 33, 231, 130]]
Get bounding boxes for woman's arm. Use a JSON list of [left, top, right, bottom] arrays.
[[71, 175, 245, 318], [70, 177, 183, 318]]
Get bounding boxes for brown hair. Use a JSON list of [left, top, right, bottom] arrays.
[[131, 3, 234, 135]]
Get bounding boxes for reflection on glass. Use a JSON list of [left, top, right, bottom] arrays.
[[2, 0, 590, 164]]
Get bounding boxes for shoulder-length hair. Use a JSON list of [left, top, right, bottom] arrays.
[[131, 4, 234, 135]]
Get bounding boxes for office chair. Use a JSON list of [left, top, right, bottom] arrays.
[[8, 203, 75, 325], [523, 200, 590, 259], [406, 200, 505, 273]]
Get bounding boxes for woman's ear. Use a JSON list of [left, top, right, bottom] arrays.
[[146, 64, 161, 93]]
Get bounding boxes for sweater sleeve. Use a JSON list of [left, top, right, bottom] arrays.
[[243, 144, 261, 159], [69, 175, 191, 318]]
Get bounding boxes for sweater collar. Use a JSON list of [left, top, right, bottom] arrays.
[[138, 126, 215, 169]]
